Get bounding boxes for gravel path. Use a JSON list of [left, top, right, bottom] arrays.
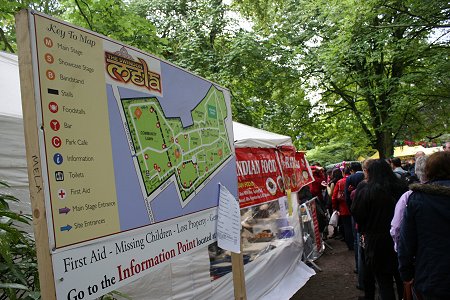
[[290, 238, 365, 300]]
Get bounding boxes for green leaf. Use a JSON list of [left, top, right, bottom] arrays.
[[0, 181, 10, 187], [27, 291, 41, 299], [0, 282, 29, 290]]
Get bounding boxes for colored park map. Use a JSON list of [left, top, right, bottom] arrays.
[[120, 85, 232, 208]]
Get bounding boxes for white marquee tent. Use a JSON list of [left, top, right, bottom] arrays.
[[233, 121, 293, 148], [0, 51, 30, 216]]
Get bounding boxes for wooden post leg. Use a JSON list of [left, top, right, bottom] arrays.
[[231, 251, 247, 300]]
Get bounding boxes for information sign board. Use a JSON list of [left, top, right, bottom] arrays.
[[16, 10, 237, 299]]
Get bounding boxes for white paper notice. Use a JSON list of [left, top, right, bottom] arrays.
[[217, 183, 241, 253]]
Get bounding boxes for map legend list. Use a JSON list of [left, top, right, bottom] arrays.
[[34, 14, 120, 248]]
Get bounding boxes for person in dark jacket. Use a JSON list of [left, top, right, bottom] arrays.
[[352, 159, 407, 300], [398, 151, 450, 300], [345, 161, 364, 280], [345, 162, 364, 208]]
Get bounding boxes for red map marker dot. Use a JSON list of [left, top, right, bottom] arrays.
[[134, 107, 142, 119]]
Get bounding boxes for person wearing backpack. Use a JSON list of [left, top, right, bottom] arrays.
[[391, 157, 408, 180]]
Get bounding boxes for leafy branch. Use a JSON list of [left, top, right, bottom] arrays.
[[0, 181, 39, 300], [0, 27, 14, 53]]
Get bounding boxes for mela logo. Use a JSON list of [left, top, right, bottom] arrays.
[[105, 47, 162, 94]]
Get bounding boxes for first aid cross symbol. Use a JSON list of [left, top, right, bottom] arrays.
[[57, 189, 66, 200]]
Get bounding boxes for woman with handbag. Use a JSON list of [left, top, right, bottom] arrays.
[[325, 168, 342, 237]]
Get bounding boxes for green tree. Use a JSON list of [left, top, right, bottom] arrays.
[[129, 0, 229, 75], [59, 0, 165, 56], [130, 0, 309, 135], [1, 0, 164, 56], [305, 139, 357, 167], [0, 0, 62, 52], [235, 0, 450, 158], [216, 30, 308, 132]]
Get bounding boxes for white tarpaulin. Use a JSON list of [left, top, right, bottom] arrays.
[[0, 51, 22, 118], [0, 51, 31, 219], [117, 193, 314, 300], [233, 121, 293, 148]]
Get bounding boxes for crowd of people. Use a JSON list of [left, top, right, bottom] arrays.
[[307, 142, 450, 300]]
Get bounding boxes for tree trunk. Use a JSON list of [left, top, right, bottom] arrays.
[[375, 130, 394, 159]]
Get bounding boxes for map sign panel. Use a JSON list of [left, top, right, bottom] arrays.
[[20, 10, 237, 299], [119, 84, 232, 210]]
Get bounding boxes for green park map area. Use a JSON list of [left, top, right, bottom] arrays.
[[121, 85, 232, 203]]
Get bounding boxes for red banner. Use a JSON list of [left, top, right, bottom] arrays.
[[295, 152, 314, 189], [304, 199, 323, 252], [278, 146, 297, 192], [236, 148, 285, 208], [278, 147, 314, 192]]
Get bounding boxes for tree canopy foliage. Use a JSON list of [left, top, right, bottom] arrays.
[[235, 0, 450, 158], [1, 0, 449, 159]]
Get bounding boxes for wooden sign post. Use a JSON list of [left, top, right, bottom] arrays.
[[16, 9, 57, 300], [232, 251, 247, 300]]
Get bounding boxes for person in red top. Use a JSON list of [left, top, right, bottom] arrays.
[[308, 164, 326, 202], [332, 166, 354, 250]]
